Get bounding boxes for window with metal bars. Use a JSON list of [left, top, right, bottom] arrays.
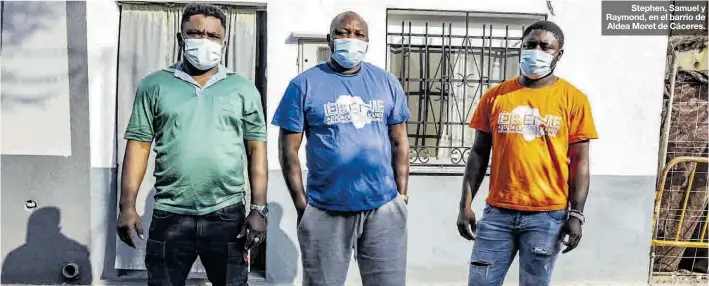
[[385, 9, 546, 173]]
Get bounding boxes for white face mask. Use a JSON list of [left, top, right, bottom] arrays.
[[519, 49, 556, 80], [183, 38, 223, 71], [331, 38, 368, 69]]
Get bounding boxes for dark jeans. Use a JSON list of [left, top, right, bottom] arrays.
[[467, 204, 567, 286], [145, 202, 249, 286]]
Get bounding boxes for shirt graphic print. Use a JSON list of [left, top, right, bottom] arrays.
[[497, 105, 563, 141], [324, 95, 385, 128]]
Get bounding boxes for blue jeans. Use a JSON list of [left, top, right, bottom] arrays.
[[467, 204, 567, 286], [145, 202, 249, 286]]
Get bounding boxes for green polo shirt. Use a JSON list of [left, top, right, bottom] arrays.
[[124, 63, 266, 215]]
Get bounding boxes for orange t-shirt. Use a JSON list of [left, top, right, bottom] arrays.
[[469, 78, 598, 211]]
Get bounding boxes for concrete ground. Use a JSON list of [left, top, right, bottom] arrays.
[[91, 280, 698, 286], [4, 274, 706, 285], [0, 282, 702, 286]]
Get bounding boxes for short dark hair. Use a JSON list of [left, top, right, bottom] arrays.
[[522, 21, 564, 48], [181, 3, 227, 30]]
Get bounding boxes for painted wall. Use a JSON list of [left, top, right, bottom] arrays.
[[85, 0, 121, 282], [1, 1, 93, 284], [0, 0, 666, 285], [261, 1, 666, 284], [265, 0, 667, 176]]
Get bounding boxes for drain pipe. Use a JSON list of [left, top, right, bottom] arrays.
[[658, 51, 679, 176], [61, 262, 80, 282]]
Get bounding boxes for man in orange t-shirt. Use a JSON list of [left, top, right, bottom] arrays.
[[456, 21, 598, 286]]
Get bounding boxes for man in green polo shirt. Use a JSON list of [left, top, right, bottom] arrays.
[[116, 4, 268, 286]]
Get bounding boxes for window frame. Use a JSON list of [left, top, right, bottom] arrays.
[[384, 9, 547, 175]]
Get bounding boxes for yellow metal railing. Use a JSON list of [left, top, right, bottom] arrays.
[[651, 156, 709, 249]]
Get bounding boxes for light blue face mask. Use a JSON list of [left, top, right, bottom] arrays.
[[519, 49, 557, 80], [331, 38, 368, 69]]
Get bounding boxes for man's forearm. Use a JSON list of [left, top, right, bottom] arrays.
[[459, 149, 490, 210], [568, 157, 590, 212], [119, 184, 140, 211], [459, 131, 492, 210], [120, 140, 151, 211], [280, 150, 306, 204], [246, 141, 268, 206], [392, 137, 410, 196], [568, 141, 591, 212], [388, 123, 410, 196]]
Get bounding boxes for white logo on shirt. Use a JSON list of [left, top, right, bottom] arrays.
[[323, 95, 384, 129], [497, 106, 562, 141]]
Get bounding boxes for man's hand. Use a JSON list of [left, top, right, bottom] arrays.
[[456, 207, 477, 241], [117, 207, 143, 248], [238, 211, 267, 250], [559, 216, 583, 253]]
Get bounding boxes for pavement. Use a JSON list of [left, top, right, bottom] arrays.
[[0, 283, 702, 285], [5, 281, 703, 285], [2, 274, 706, 286]]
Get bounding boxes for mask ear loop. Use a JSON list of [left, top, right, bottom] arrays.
[[548, 49, 563, 74], [177, 34, 187, 61]]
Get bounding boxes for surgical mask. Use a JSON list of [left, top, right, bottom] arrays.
[[331, 38, 368, 69], [183, 38, 223, 71], [519, 49, 556, 80]]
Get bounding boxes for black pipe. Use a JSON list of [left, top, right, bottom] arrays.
[[61, 262, 80, 282]]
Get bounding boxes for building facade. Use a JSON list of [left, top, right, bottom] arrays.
[[1, 0, 671, 285]]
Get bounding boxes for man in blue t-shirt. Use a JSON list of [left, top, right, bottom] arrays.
[[272, 11, 411, 286]]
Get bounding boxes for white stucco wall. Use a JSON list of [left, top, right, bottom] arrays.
[[87, 0, 668, 176], [87, 0, 120, 170], [265, 0, 667, 177], [84, 0, 669, 284], [85, 2, 120, 283]]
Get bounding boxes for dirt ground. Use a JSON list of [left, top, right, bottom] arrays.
[[651, 271, 709, 286]]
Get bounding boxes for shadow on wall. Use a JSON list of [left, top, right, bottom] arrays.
[[1, 207, 93, 284], [99, 167, 120, 280], [266, 202, 299, 284], [1, 1, 57, 46], [1, 1, 88, 110]]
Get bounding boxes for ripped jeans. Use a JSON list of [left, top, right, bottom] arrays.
[[468, 204, 566, 286]]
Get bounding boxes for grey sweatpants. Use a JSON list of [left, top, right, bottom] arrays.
[[297, 195, 408, 286]]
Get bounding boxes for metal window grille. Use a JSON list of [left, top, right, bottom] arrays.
[[385, 10, 544, 172]]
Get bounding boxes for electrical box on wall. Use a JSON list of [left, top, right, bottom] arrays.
[[291, 32, 329, 73], [298, 40, 331, 73]]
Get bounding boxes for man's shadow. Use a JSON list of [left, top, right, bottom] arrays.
[[265, 202, 299, 284], [2, 206, 93, 284]]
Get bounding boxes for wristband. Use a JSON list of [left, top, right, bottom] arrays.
[[568, 209, 585, 225], [400, 194, 409, 204]]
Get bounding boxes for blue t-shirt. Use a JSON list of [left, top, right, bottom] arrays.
[[272, 62, 411, 212]]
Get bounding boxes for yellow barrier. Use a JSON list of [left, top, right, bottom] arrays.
[[651, 156, 709, 249]]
